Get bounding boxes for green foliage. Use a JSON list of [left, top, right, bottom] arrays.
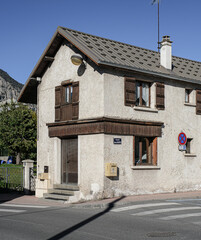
[[0, 102, 37, 163]]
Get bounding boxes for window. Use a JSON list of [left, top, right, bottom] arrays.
[[186, 138, 192, 154], [185, 89, 190, 103], [55, 81, 79, 121], [136, 82, 150, 107], [134, 136, 157, 166], [65, 85, 73, 103]]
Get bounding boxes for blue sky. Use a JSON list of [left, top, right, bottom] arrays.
[[1, 0, 201, 84]]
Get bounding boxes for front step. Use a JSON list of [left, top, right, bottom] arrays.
[[43, 193, 70, 201], [43, 184, 79, 202], [53, 184, 79, 191], [47, 189, 75, 195]]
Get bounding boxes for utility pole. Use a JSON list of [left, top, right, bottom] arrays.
[[152, 0, 160, 52]]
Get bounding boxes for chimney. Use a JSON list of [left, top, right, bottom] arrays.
[[160, 36, 172, 70]]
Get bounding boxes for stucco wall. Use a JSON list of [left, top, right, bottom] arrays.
[[36, 42, 103, 197], [102, 72, 201, 197], [79, 134, 104, 200]]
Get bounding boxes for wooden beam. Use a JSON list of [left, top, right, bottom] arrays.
[[44, 56, 54, 62]]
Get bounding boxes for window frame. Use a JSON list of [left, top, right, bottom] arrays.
[[185, 138, 192, 154], [65, 85, 73, 104], [185, 89, 190, 103], [133, 136, 157, 166], [135, 81, 151, 108]]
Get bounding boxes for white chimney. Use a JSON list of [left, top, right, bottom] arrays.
[[160, 36, 172, 70]]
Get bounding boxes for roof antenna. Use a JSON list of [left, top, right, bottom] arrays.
[[152, 0, 160, 52]]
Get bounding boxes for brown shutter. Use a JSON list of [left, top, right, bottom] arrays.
[[72, 82, 79, 120], [196, 90, 201, 115], [156, 83, 165, 110], [55, 86, 62, 121], [125, 78, 136, 106], [152, 137, 157, 166]]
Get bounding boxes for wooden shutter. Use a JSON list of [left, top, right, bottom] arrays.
[[55, 86, 62, 121], [152, 137, 157, 166], [72, 82, 79, 120], [156, 83, 165, 110], [125, 78, 136, 106], [196, 90, 201, 115]]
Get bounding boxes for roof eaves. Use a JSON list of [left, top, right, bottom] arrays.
[[98, 61, 201, 85], [57, 27, 101, 66], [18, 29, 61, 103]]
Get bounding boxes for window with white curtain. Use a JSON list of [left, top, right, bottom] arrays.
[[135, 81, 150, 107]]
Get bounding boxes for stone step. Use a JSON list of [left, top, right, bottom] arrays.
[[47, 189, 75, 196], [43, 193, 70, 201], [53, 184, 79, 191]]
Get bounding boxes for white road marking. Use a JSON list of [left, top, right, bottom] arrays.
[[168, 199, 201, 202], [111, 202, 179, 212], [0, 209, 26, 213], [192, 221, 201, 225], [131, 206, 201, 216], [160, 212, 201, 220], [0, 204, 49, 209]]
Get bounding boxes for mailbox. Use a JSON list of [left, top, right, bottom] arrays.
[[38, 173, 49, 180], [105, 163, 117, 177]]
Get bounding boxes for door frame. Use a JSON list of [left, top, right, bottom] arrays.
[[61, 137, 78, 185]]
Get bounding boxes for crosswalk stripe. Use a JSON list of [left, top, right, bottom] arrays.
[[0, 209, 26, 213], [131, 206, 201, 216], [192, 221, 201, 225], [160, 212, 201, 220], [111, 202, 179, 212], [0, 204, 49, 209]]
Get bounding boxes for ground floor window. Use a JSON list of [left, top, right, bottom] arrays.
[[133, 136, 157, 166]]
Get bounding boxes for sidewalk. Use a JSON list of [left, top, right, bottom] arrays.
[[1, 190, 201, 208]]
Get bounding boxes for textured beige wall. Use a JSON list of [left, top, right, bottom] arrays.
[[36, 42, 103, 197], [102, 72, 201, 197], [79, 134, 104, 200]]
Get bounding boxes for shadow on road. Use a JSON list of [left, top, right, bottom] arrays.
[[47, 196, 125, 240], [0, 190, 25, 203]]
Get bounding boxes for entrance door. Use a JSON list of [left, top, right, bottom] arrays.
[[61, 138, 78, 184]]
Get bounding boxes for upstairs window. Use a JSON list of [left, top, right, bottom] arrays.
[[65, 85, 73, 103], [136, 82, 150, 107], [55, 81, 79, 122], [125, 78, 165, 110], [185, 89, 190, 103]]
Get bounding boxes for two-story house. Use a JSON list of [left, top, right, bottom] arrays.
[[18, 27, 201, 202]]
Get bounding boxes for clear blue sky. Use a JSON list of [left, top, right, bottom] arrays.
[[1, 0, 201, 84]]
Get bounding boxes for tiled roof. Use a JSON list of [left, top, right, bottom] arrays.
[[18, 27, 201, 104], [60, 27, 201, 82]]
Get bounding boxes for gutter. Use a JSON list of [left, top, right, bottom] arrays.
[[98, 61, 201, 86]]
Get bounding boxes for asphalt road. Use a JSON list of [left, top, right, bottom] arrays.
[[1, 198, 201, 240]]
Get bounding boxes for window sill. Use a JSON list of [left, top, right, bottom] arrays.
[[184, 153, 197, 157], [184, 103, 196, 107], [133, 106, 158, 113], [131, 166, 161, 170]]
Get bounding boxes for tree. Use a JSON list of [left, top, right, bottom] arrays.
[[0, 102, 37, 164]]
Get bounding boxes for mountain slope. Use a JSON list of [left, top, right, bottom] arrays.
[[0, 69, 23, 101]]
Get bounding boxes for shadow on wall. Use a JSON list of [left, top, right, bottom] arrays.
[[47, 195, 125, 240]]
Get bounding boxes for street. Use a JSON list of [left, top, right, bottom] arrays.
[[1, 197, 201, 239]]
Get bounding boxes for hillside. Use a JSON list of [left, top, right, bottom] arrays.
[[0, 69, 23, 101]]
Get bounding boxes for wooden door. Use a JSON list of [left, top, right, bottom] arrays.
[[61, 138, 78, 184]]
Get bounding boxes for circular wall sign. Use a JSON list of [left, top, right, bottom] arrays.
[[178, 132, 187, 145]]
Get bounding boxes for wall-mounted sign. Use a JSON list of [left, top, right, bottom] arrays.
[[113, 138, 122, 144], [178, 132, 187, 145], [178, 144, 186, 151]]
